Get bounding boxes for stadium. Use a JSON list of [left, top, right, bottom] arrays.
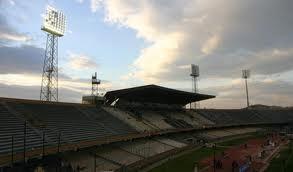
[[0, 84, 292, 172], [1, 1, 293, 172]]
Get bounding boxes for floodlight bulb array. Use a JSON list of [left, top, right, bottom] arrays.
[[190, 64, 199, 77], [242, 69, 250, 79], [42, 6, 66, 37]]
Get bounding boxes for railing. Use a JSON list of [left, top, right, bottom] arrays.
[[0, 121, 288, 167]]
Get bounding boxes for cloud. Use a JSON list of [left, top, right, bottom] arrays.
[[0, 10, 31, 44], [75, 0, 84, 3], [200, 79, 293, 108], [201, 34, 221, 55], [0, 45, 43, 74], [66, 52, 98, 70], [0, 73, 112, 102], [0, 83, 83, 103], [90, 0, 102, 13], [97, 0, 293, 83], [131, 32, 184, 83], [6, 0, 15, 6], [0, 33, 30, 42]]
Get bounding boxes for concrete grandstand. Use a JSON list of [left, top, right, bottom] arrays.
[[0, 85, 292, 171]]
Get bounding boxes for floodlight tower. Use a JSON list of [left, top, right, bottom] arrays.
[[190, 64, 199, 109], [40, 6, 66, 102], [242, 69, 251, 108], [92, 72, 101, 96]]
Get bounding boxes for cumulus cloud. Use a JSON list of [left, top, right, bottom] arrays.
[[86, 0, 293, 107], [66, 52, 98, 70], [96, 0, 293, 83]]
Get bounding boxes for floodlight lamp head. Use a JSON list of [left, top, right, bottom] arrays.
[[242, 69, 250, 79], [41, 5, 66, 37], [190, 64, 199, 77]]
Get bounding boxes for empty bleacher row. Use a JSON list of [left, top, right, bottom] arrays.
[[0, 103, 44, 154], [102, 107, 155, 132], [104, 107, 293, 132], [1, 96, 292, 171], [61, 137, 183, 172], [253, 109, 293, 123], [104, 107, 210, 131], [196, 109, 293, 126], [101, 107, 293, 133], [60, 127, 260, 172], [0, 99, 137, 157]]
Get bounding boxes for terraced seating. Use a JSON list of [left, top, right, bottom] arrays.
[[226, 127, 260, 135], [78, 106, 137, 135], [9, 102, 108, 143], [0, 104, 43, 154], [254, 109, 293, 123], [197, 109, 293, 126], [206, 130, 233, 138], [185, 110, 215, 126], [167, 111, 200, 127], [164, 117, 193, 128], [197, 109, 265, 125], [97, 147, 143, 165], [95, 156, 121, 172], [102, 107, 154, 132], [140, 111, 173, 130], [62, 151, 121, 172], [7, 101, 136, 145], [155, 138, 187, 148], [119, 139, 174, 157]]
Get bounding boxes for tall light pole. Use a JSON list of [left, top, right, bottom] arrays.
[[242, 69, 250, 108], [92, 72, 101, 96], [40, 6, 66, 102], [190, 64, 199, 109]]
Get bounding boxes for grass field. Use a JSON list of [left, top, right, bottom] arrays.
[[217, 133, 264, 147], [266, 143, 293, 172], [148, 147, 225, 172], [148, 132, 265, 172]]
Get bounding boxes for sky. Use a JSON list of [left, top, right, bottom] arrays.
[[0, 0, 293, 108]]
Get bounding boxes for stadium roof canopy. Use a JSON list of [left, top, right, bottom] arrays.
[[104, 84, 215, 106]]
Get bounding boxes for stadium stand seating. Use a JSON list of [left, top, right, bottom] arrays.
[[225, 127, 260, 135], [138, 110, 174, 130], [196, 127, 261, 140], [0, 103, 44, 154], [166, 110, 201, 127], [119, 139, 174, 158], [185, 110, 215, 126], [102, 107, 155, 132], [0, 95, 292, 171], [197, 109, 267, 125], [7, 101, 136, 144], [96, 147, 143, 165], [205, 130, 234, 138], [254, 109, 293, 123], [154, 138, 187, 148], [62, 151, 121, 172]]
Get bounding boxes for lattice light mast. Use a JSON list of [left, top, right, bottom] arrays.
[[92, 72, 101, 96], [40, 6, 66, 101], [242, 69, 251, 108], [190, 64, 199, 109]]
